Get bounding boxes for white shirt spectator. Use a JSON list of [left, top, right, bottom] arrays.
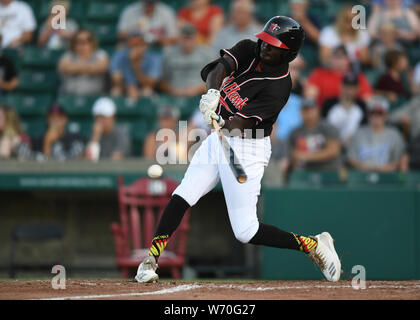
[[327, 103, 363, 143], [319, 25, 370, 64], [0, 0, 36, 48], [117, 1, 178, 43]]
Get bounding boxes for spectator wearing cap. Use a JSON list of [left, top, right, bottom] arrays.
[[58, 29, 109, 96], [117, 0, 178, 46], [86, 97, 131, 161], [159, 24, 214, 97], [347, 96, 407, 172], [324, 72, 367, 147], [33, 103, 84, 160], [37, 0, 79, 50], [374, 49, 411, 105], [212, 0, 261, 51], [0, 35, 18, 99], [110, 30, 162, 100], [288, 98, 341, 171], [178, 0, 224, 45], [306, 46, 373, 108], [143, 106, 185, 161], [0, 0, 36, 48]]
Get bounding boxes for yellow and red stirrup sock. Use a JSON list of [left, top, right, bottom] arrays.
[[148, 235, 170, 261], [292, 234, 318, 254]]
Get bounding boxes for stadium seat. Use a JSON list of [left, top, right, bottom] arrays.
[[2, 48, 22, 68], [346, 170, 406, 187], [16, 70, 59, 93], [66, 120, 92, 140], [111, 176, 190, 278], [255, 0, 280, 21], [82, 22, 117, 46], [112, 96, 157, 121], [21, 46, 64, 69], [288, 170, 345, 188], [86, 1, 124, 22], [21, 119, 47, 139], [6, 93, 52, 116], [57, 94, 99, 117]]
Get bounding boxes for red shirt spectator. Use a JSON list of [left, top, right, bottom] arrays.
[[178, 0, 224, 45], [308, 69, 372, 108], [306, 46, 372, 107]]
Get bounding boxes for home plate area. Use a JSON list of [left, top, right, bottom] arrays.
[[0, 280, 419, 300]]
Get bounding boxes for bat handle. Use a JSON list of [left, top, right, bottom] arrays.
[[212, 119, 221, 131]]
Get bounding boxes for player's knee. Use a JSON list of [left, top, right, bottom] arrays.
[[233, 222, 259, 244]]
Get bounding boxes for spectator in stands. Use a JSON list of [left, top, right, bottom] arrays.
[[212, 0, 260, 51], [289, 0, 321, 47], [58, 29, 109, 96], [37, 0, 79, 50], [289, 98, 341, 171], [0, 0, 36, 48], [368, 0, 420, 44], [374, 49, 411, 104], [325, 72, 367, 148], [0, 103, 31, 159], [159, 24, 213, 97], [143, 106, 184, 161], [0, 36, 18, 99], [117, 0, 178, 46], [275, 55, 306, 141], [413, 61, 420, 95], [110, 30, 162, 100], [32, 103, 84, 160], [319, 4, 371, 68], [369, 22, 404, 74], [347, 96, 407, 172], [86, 97, 131, 161], [178, 0, 224, 45], [389, 94, 420, 140], [306, 46, 373, 108]]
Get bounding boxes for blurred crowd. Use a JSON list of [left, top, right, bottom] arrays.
[[0, 0, 419, 178]]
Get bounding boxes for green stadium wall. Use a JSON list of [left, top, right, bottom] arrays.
[[261, 187, 420, 280]]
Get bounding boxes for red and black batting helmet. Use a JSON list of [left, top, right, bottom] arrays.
[[255, 16, 305, 63]]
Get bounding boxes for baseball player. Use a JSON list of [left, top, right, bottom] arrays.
[[136, 16, 341, 283]]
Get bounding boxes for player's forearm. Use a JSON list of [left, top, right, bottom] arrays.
[[206, 63, 227, 91]]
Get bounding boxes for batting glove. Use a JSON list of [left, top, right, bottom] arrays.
[[204, 110, 225, 128], [199, 89, 220, 115]]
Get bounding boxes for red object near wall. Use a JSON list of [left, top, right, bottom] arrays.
[[111, 176, 190, 279]]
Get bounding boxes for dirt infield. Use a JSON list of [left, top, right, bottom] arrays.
[[0, 279, 419, 300]]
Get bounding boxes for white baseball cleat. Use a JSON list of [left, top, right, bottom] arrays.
[[135, 256, 159, 283], [308, 232, 341, 282]]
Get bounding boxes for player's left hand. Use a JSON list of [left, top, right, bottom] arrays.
[[199, 89, 220, 115], [204, 110, 225, 128]]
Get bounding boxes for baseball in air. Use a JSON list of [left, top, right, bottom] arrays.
[[147, 164, 163, 179]]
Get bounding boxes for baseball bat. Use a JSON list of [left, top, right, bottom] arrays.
[[213, 119, 248, 184]]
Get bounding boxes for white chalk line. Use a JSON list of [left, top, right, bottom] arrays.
[[33, 282, 420, 300]]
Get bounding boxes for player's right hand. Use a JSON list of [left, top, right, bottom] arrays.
[[199, 89, 220, 115]]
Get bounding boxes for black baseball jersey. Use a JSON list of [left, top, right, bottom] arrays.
[[201, 39, 292, 138]]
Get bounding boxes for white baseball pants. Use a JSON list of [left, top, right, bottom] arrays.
[[173, 131, 271, 243]]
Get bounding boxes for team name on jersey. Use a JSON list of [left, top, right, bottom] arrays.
[[221, 78, 248, 111]]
